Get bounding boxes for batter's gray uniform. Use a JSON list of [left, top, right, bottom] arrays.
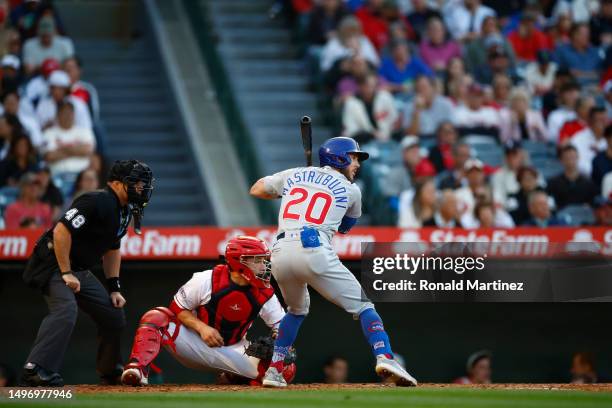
[[263, 166, 374, 317]]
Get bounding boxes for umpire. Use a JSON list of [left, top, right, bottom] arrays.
[[20, 160, 154, 386]]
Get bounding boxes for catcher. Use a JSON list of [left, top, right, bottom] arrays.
[[121, 236, 296, 386]]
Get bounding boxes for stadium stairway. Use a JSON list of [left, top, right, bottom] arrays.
[[73, 37, 215, 226], [208, 0, 333, 174]]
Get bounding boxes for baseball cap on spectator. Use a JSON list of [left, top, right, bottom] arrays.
[[483, 34, 503, 50], [468, 83, 484, 95], [464, 158, 484, 172], [400, 135, 419, 150], [504, 140, 522, 154], [1, 55, 20, 70], [466, 350, 492, 373], [41, 58, 60, 78], [35, 161, 51, 174], [488, 44, 508, 59], [520, 11, 538, 22], [517, 165, 538, 181], [19, 172, 41, 187], [414, 159, 436, 178], [48, 70, 70, 88], [37, 17, 56, 36], [536, 50, 552, 65]]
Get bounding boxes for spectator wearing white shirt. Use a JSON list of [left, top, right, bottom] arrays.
[[0, 91, 43, 149], [36, 70, 92, 131], [22, 16, 73, 76], [342, 72, 398, 142], [452, 83, 500, 137], [443, 0, 496, 42], [1, 54, 22, 94], [41, 101, 95, 181], [571, 107, 609, 177], [547, 82, 581, 143], [491, 141, 525, 209], [524, 50, 558, 97], [320, 15, 379, 74], [23, 58, 60, 116]]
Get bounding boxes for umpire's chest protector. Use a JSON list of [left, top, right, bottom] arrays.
[[197, 265, 274, 345]]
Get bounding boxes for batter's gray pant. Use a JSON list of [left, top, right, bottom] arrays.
[[25, 270, 126, 376], [271, 231, 374, 317]]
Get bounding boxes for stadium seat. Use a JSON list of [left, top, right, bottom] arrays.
[[556, 204, 596, 226]]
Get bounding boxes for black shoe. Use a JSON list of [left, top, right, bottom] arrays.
[[20, 363, 64, 387], [99, 364, 123, 385]]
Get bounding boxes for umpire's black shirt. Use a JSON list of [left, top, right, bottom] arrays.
[[43, 187, 131, 270]]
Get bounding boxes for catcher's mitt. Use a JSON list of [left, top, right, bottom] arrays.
[[245, 336, 297, 364]]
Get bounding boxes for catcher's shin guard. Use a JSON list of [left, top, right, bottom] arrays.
[[125, 307, 174, 370]]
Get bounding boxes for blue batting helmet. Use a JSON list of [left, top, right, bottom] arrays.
[[318, 137, 369, 169]]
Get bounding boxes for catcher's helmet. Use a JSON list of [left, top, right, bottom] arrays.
[[225, 236, 272, 289], [318, 137, 369, 169]]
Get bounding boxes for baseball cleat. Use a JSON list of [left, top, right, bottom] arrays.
[[121, 365, 148, 386], [375, 355, 418, 387], [262, 366, 287, 388]]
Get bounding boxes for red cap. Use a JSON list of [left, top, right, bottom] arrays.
[[41, 58, 60, 78]]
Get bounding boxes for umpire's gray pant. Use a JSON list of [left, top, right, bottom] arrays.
[[25, 270, 126, 376]]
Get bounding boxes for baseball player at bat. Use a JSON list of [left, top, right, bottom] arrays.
[[120, 236, 296, 386], [250, 137, 417, 387]]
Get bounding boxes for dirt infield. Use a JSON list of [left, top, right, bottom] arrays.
[[73, 383, 612, 394]]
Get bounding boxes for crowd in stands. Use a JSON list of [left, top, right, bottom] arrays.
[[0, 0, 103, 229], [289, 0, 612, 227]]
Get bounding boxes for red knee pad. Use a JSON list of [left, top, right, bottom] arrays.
[[140, 307, 174, 327]]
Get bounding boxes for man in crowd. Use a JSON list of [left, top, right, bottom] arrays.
[[403, 75, 453, 137], [547, 145, 597, 210]]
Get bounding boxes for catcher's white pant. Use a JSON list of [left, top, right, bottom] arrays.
[[163, 322, 260, 379], [271, 231, 374, 317]]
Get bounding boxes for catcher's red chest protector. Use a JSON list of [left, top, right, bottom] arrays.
[[197, 265, 275, 346]]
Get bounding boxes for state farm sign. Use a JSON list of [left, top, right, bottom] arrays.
[[0, 226, 611, 260], [120, 229, 202, 258]]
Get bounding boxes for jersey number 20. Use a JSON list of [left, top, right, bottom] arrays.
[[282, 187, 332, 224]]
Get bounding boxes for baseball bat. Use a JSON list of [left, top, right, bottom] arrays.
[[300, 115, 312, 166]]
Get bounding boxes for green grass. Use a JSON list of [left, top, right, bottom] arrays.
[[2, 388, 612, 408]]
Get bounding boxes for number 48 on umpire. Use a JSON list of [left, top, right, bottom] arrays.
[[20, 160, 154, 386]]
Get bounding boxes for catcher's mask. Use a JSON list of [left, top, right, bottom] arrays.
[[108, 159, 154, 234], [225, 236, 272, 288]]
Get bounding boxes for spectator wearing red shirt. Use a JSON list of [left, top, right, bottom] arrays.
[[64, 56, 90, 104], [558, 96, 595, 144], [355, 0, 411, 51], [355, 0, 389, 51], [508, 12, 552, 63], [428, 121, 458, 174], [4, 172, 52, 229]]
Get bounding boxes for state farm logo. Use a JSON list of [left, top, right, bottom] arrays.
[[332, 234, 375, 256], [0, 236, 28, 256], [120, 230, 201, 256]]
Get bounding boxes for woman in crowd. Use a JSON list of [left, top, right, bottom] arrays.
[[398, 178, 437, 228], [419, 17, 461, 74], [499, 88, 549, 143], [0, 134, 38, 187]]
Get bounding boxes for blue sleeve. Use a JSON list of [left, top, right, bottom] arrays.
[[338, 216, 358, 234], [416, 58, 434, 77]]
